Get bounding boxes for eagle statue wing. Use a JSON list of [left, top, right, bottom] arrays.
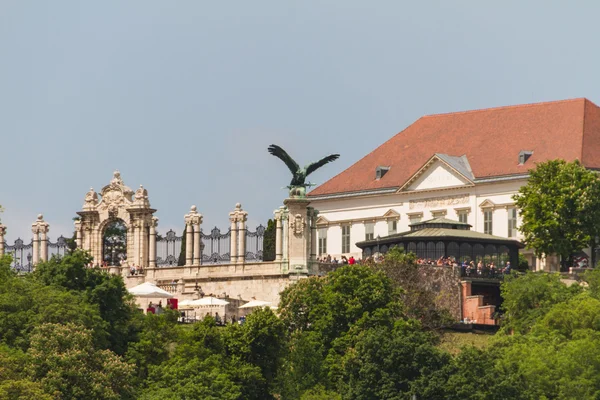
[[268, 145, 300, 174], [305, 154, 340, 176]]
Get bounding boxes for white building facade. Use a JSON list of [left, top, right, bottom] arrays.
[[308, 98, 600, 271]]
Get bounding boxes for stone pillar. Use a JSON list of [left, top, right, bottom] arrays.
[[31, 223, 40, 265], [238, 212, 247, 264], [139, 220, 146, 268], [309, 207, 318, 262], [149, 217, 158, 268], [283, 198, 311, 271], [192, 217, 203, 265], [229, 214, 238, 264], [74, 220, 82, 248], [281, 206, 289, 262], [274, 209, 283, 261], [39, 219, 49, 262], [0, 224, 6, 257], [132, 221, 140, 268], [184, 206, 201, 267]]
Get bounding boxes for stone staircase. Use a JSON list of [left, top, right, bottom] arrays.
[[461, 281, 496, 325]]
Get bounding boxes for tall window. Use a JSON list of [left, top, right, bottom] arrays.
[[458, 210, 468, 224], [365, 223, 374, 241], [318, 228, 327, 255], [484, 210, 493, 235], [341, 225, 351, 254], [508, 207, 518, 238], [388, 220, 397, 235]]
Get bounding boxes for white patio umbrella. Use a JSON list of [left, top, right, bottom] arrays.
[[190, 296, 230, 306], [128, 282, 174, 298], [239, 300, 272, 309], [179, 299, 194, 308]]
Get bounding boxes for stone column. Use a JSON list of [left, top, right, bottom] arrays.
[[132, 221, 140, 268], [283, 198, 311, 271], [274, 209, 283, 261], [74, 220, 82, 248], [0, 224, 6, 257], [184, 206, 199, 267], [39, 218, 49, 262], [139, 220, 146, 268], [229, 215, 238, 264], [238, 212, 247, 264], [281, 206, 289, 262], [192, 213, 203, 265], [31, 225, 39, 266], [309, 207, 318, 262], [149, 217, 158, 268]]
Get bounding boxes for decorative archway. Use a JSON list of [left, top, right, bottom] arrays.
[[75, 171, 158, 268]]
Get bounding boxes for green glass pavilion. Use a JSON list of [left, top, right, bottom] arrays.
[[356, 217, 523, 268]]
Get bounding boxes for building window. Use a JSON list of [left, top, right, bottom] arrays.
[[431, 210, 446, 218], [508, 207, 518, 238], [484, 210, 493, 235], [409, 214, 422, 225], [388, 220, 397, 235], [341, 225, 351, 254], [458, 210, 468, 224], [318, 228, 327, 255], [365, 223, 374, 241]]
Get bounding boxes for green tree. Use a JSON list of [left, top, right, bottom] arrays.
[[33, 250, 138, 354], [329, 320, 450, 400], [263, 219, 276, 261], [126, 309, 179, 383], [178, 225, 187, 266], [500, 271, 582, 334], [142, 318, 270, 400], [513, 159, 600, 270], [372, 247, 454, 330], [26, 323, 135, 400]]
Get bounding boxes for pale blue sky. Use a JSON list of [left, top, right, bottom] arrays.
[[1, 1, 599, 241]]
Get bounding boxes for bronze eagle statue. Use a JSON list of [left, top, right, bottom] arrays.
[[268, 144, 340, 188]]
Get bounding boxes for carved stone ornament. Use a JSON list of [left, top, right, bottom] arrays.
[[133, 185, 150, 207], [83, 187, 99, 209], [289, 213, 306, 236]]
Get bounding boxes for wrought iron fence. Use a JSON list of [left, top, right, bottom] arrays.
[[3, 236, 69, 273], [156, 224, 265, 267], [4, 238, 33, 272]]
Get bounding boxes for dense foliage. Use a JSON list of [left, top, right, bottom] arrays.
[[1, 249, 600, 399], [514, 159, 600, 269]]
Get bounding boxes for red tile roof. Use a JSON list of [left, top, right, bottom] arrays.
[[309, 98, 600, 197]]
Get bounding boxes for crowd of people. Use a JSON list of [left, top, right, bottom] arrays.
[[317, 254, 361, 265], [416, 256, 512, 277]]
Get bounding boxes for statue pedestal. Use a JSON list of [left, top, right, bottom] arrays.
[[283, 197, 312, 273]]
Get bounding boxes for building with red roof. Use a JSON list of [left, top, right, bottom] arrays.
[[308, 98, 600, 271]]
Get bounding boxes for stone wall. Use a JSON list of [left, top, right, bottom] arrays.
[[417, 265, 462, 321], [123, 261, 298, 306]]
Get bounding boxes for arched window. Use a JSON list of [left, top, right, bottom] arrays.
[[436, 242, 445, 259], [485, 244, 498, 265], [407, 242, 417, 255], [427, 242, 436, 260], [448, 242, 459, 259], [498, 245, 510, 267], [381, 245, 389, 254], [459, 243, 472, 261], [474, 244, 485, 263], [364, 247, 372, 257], [417, 242, 426, 258]]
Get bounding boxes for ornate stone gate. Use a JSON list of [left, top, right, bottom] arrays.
[[76, 171, 157, 268]]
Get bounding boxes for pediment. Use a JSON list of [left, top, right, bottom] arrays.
[[399, 154, 475, 192], [315, 216, 330, 226], [382, 209, 401, 219], [479, 199, 496, 209]]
